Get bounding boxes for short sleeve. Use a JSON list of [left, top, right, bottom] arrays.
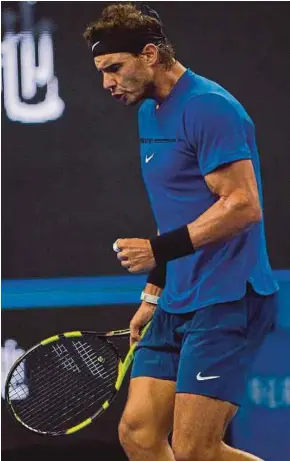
[[184, 93, 252, 176]]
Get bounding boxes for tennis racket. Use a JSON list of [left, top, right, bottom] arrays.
[[5, 322, 151, 436]]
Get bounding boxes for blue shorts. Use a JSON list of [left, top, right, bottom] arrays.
[[131, 284, 278, 405]]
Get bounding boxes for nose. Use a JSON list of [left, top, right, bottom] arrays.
[[102, 73, 116, 91]]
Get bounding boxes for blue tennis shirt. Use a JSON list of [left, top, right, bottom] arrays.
[[138, 69, 279, 313]]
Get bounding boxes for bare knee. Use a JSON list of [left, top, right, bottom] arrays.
[[172, 431, 220, 461], [118, 414, 150, 451], [118, 377, 175, 455], [172, 442, 220, 461], [118, 411, 166, 453]]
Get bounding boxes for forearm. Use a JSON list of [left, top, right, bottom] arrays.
[[144, 196, 254, 289], [187, 194, 262, 249], [144, 229, 165, 296], [143, 282, 163, 297], [150, 194, 261, 265]]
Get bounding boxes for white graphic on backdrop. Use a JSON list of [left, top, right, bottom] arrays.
[[1, 339, 29, 400], [249, 376, 290, 409], [1, 1, 65, 123]]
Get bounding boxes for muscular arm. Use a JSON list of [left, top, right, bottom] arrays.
[[116, 161, 262, 273], [187, 159, 262, 248]]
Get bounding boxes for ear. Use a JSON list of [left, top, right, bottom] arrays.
[[141, 43, 159, 67]]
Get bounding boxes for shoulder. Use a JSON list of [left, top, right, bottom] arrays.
[[184, 92, 253, 126]]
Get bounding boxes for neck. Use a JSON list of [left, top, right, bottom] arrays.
[[151, 61, 187, 104]]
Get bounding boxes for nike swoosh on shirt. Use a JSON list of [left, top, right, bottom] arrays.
[[145, 153, 155, 163], [196, 372, 220, 381]]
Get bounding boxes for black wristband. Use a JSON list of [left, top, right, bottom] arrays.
[[150, 226, 195, 265], [147, 263, 166, 288]]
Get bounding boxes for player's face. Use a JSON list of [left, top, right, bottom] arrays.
[[95, 53, 153, 106]]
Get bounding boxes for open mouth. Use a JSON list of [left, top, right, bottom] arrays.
[[112, 93, 125, 100]]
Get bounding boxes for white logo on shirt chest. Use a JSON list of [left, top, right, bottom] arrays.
[[145, 153, 155, 163]]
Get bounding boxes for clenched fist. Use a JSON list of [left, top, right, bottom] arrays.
[[113, 238, 156, 273]]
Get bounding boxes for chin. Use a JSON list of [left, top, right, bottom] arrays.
[[125, 93, 145, 106], [124, 99, 140, 107]]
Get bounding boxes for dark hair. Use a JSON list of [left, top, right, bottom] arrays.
[[83, 3, 175, 69]]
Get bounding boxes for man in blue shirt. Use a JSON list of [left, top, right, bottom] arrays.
[[84, 4, 279, 461]]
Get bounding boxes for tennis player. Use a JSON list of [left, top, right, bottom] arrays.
[[84, 4, 279, 461]]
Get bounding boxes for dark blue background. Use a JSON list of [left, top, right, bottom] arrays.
[[2, 1, 290, 279]]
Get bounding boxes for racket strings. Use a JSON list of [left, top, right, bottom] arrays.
[[20, 354, 117, 428], [9, 341, 118, 430], [28, 340, 112, 386], [26, 340, 117, 401], [9, 343, 114, 403], [8, 337, 119, 433]]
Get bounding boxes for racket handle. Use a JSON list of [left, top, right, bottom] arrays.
[[140, 321, 151, 338]]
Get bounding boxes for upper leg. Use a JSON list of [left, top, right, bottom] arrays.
[[172, 393, 237, 461], [171, 294, 271, 460], [119, 305, 181, 446], [119, 376, 176, 448]]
